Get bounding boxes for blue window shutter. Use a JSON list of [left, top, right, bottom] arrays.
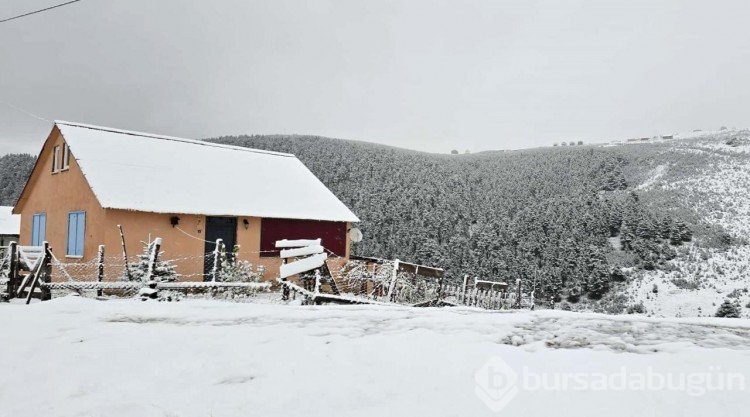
[[67, 212, 86, 256], [32, 215, 39, 245], [32, 214, 46, 246], [67, 213, 77, 256], [40, 215, 46, 245], [31, 214, 39, 246], [76, 212, 85, 256]]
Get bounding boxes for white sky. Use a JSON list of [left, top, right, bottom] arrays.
[[2, 0, 749, 155]]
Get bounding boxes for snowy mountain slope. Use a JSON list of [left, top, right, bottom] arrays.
[[1, 297, 749, 417], [211, 130, 750, 317], [618, 132, 750, 317]]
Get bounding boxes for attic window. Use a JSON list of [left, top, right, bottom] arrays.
[[62, 143, 70, 170], [52, 146, 60, 173]]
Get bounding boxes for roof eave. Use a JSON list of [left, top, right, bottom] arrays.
[[100, 205, 359, 223]]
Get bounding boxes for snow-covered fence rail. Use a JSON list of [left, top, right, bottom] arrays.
[[326, 259, 534, 310], [21, 238, 271, 302], [2, 235, 533, 310], [277, 278, 390, 306], [42, 280, 271, 292], [441, 283, 533, 310], [42, 252, 265, 284]]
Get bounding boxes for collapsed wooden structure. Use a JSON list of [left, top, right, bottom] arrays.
[[1, 242, 52, 303], [278, 253, 533, 310]]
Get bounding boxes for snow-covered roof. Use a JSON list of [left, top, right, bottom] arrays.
[[54, 121, 359, 222], [0, 206, 20, 235]]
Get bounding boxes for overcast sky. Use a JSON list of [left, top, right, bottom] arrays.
[[2, 0, 749, 155]]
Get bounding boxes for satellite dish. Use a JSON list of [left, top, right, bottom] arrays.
[[349, 228, 363, 243]]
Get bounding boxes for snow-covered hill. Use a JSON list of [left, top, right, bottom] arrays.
[[3, 129, 749, 319], [619, 130, 750, 317], [1, 297, 749, 417]]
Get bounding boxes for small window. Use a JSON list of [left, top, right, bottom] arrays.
[[31, 213, 47, 246], [51, 146, 60, 173], [67, 211, 86, 257], [62, 143, 70, 170]]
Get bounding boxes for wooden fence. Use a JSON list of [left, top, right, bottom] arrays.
[[441, 283, 533, 310]]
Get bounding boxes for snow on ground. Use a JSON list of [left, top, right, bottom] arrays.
[[635, 164, 668, 190], [624, 244, 750, 318], [674, 128, 748, 141], [665, 144, 750, 237], [2, 297, 750, 417]]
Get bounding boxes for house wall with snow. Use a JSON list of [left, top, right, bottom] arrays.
[[13, 122, 359, 282], [0, 206, 20, 246], [14, 127, 106, 260]]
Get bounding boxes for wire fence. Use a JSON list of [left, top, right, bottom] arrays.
[[2, 243, 532, 309], [41, 248, 273, 300]]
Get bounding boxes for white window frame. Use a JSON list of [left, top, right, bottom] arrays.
[[62, 143, 70, 171], [52, 145, 60, 173]]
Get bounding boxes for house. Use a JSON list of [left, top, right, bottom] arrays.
[[0, 206, 20, 246], [12, 121, 359, 281]]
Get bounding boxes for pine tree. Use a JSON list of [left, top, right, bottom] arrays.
[[586, 258, 610, 298], [216, 244, 258, 282], [620, 225, 634, 250], [715, 299, 742, 318], [124, 240, 179, 282], [676, 220, 692, 242], [606, 201, 622, 237], [669, 224, 683, 246], [544, 268, 563, 302], [659, 218, 673, 240], [635, 216, 656, 239]]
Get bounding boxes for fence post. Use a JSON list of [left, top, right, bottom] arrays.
[[145, 238, 162, 282], [314, 269, 322, 295], [436, 275, 444, 304], [281, 257, 289, 301], [7, 241, 17, 298], [211, 238, 223, 282], [461, 274, 469, 304], [97, 245, 105, 297], [25, 242, 49, 304], [281, 278, 290, 301], [513, 278, 522, 309], [41, 243, 52, 301], [118, 225, 133, 281], [387, 259, 400, 302]]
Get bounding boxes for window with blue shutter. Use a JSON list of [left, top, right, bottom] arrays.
[[67, 211, 86, 257], [31, 213, 46, 246]]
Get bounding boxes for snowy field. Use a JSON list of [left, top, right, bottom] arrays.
[[2, 297, 750, 417]]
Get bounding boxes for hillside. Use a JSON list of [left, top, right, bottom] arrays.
[[0, 153, 35, 206], [209, 131, 750, 316], [614, 132, 750, 317], [1, 132, 747, 317]]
